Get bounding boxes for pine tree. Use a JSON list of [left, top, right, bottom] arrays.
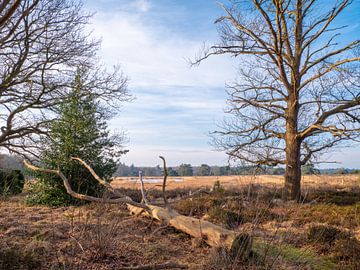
[[27, 69, 124, 205]]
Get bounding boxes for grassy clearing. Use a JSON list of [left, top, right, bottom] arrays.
[[1, 175, 360, 269]]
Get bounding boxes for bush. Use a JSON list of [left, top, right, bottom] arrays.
[[307, 225, 345, 245], [213, 180, 225, 194], [25, 181, 74, 206], [307, 225, 360, 268], [332, 237, 360, 268], [207, 206, 242, 229], [175, 195, 223, 217], [0, 170, 25, 196], [0, 247, 41, 270]]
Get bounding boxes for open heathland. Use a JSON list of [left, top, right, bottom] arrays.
[[1, 174, 360, 269]]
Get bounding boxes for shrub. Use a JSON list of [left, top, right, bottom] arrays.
[[213, 180, 225, 194], [0, 169, 25, 196], [28, 70, 123, 206], [0, 247, 41, 270], [331, 237, 360, 268], [207, 206, 242, 229], [175, 195, 223, 217], [307, 225, 345, 245], [25, 181, 72, 206]]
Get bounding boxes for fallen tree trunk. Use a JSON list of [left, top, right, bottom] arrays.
[[127, 204, 251, 257]]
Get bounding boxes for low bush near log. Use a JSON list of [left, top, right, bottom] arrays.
[[204, 233, 255, 270], [25, 181, 73, 206], [207, 206, 243, 229], [307, 225, 346, 245], [0, 169, 25, 196]]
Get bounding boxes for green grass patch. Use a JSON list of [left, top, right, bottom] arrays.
[[253, 241, 339, 270]]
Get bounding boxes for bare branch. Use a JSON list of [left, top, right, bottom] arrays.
[[138, 170, 149, 205], [23, 160, 148, 209], [159, 156, 168, 206]]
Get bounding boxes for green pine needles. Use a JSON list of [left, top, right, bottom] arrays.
[[27, 69, 125, 206]]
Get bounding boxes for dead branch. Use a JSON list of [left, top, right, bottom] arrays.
[[118, 261, 187, 270], [23, 160, 148, 210], [138, 170, 149, 204], [159, 156, 168, 206]]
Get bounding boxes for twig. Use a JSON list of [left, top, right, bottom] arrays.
[[139, 171, 149, 204], [118, 261, 187, 270], [159, 156, 168, 206], [151, 225, 169, 237], [167, 188, 210, 204]]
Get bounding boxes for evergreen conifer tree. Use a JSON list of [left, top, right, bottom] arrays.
[[27, 69, 124, 205]]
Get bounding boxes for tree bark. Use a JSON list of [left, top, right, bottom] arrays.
[[284, 97, 302, 201], [127, 204, 251, 259], [284, 141, 301, 201]]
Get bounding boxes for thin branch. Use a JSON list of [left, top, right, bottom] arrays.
[[23, 160, 148, 210], [159, 156, 168, 206]]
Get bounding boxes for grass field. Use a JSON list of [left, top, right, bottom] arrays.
[[113, 174, 359, 190], [1, 174, 360, 269]]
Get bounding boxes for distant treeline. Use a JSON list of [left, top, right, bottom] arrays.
[[114, 163, 360, 177], [0, 154, 358, 177]]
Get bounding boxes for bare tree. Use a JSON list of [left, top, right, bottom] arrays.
[[193, 0, 360, 200], [0, 0, 129, 157]]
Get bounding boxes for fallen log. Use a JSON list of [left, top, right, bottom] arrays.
[[127, 203, 250, 256], [24, 156, 252, 259]]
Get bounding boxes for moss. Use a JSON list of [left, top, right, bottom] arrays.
[[253, 241, 338, 270]]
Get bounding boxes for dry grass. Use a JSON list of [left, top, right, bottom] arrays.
[[1, 174, 360, 269], [0, 196, 208, 269], [112, 174, 359, 191]]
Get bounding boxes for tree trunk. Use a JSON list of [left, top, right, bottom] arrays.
[[127, 204, 251, 259], [284, 91, 301, 201], [284, 142, 301, 200]]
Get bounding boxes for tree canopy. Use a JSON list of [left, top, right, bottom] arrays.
[[0, 0, 129, 157]]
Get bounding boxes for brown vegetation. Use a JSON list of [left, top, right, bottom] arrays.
[[1, 174, 360, 269]]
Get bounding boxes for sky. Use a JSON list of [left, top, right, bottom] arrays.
[[84, 0, 360, 168]]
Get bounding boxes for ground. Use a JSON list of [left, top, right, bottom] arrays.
[[1, 175, 360, 270]]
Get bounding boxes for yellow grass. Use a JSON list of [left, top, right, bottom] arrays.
[[112, 174, 359, 190]]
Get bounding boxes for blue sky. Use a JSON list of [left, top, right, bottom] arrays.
[[84, 0, 360, 167]]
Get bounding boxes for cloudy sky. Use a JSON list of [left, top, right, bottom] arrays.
[[84, 0, 360, 168]]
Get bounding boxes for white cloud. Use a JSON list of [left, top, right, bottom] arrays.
[[131, 0, 151, 13], [91, 11, 236, 89], [86, 3, 360, 168], [88, 5, 237, 165]]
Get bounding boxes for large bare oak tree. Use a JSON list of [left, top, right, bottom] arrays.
[[0, 0, 129, 157], [194, 0, 360, 200]]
